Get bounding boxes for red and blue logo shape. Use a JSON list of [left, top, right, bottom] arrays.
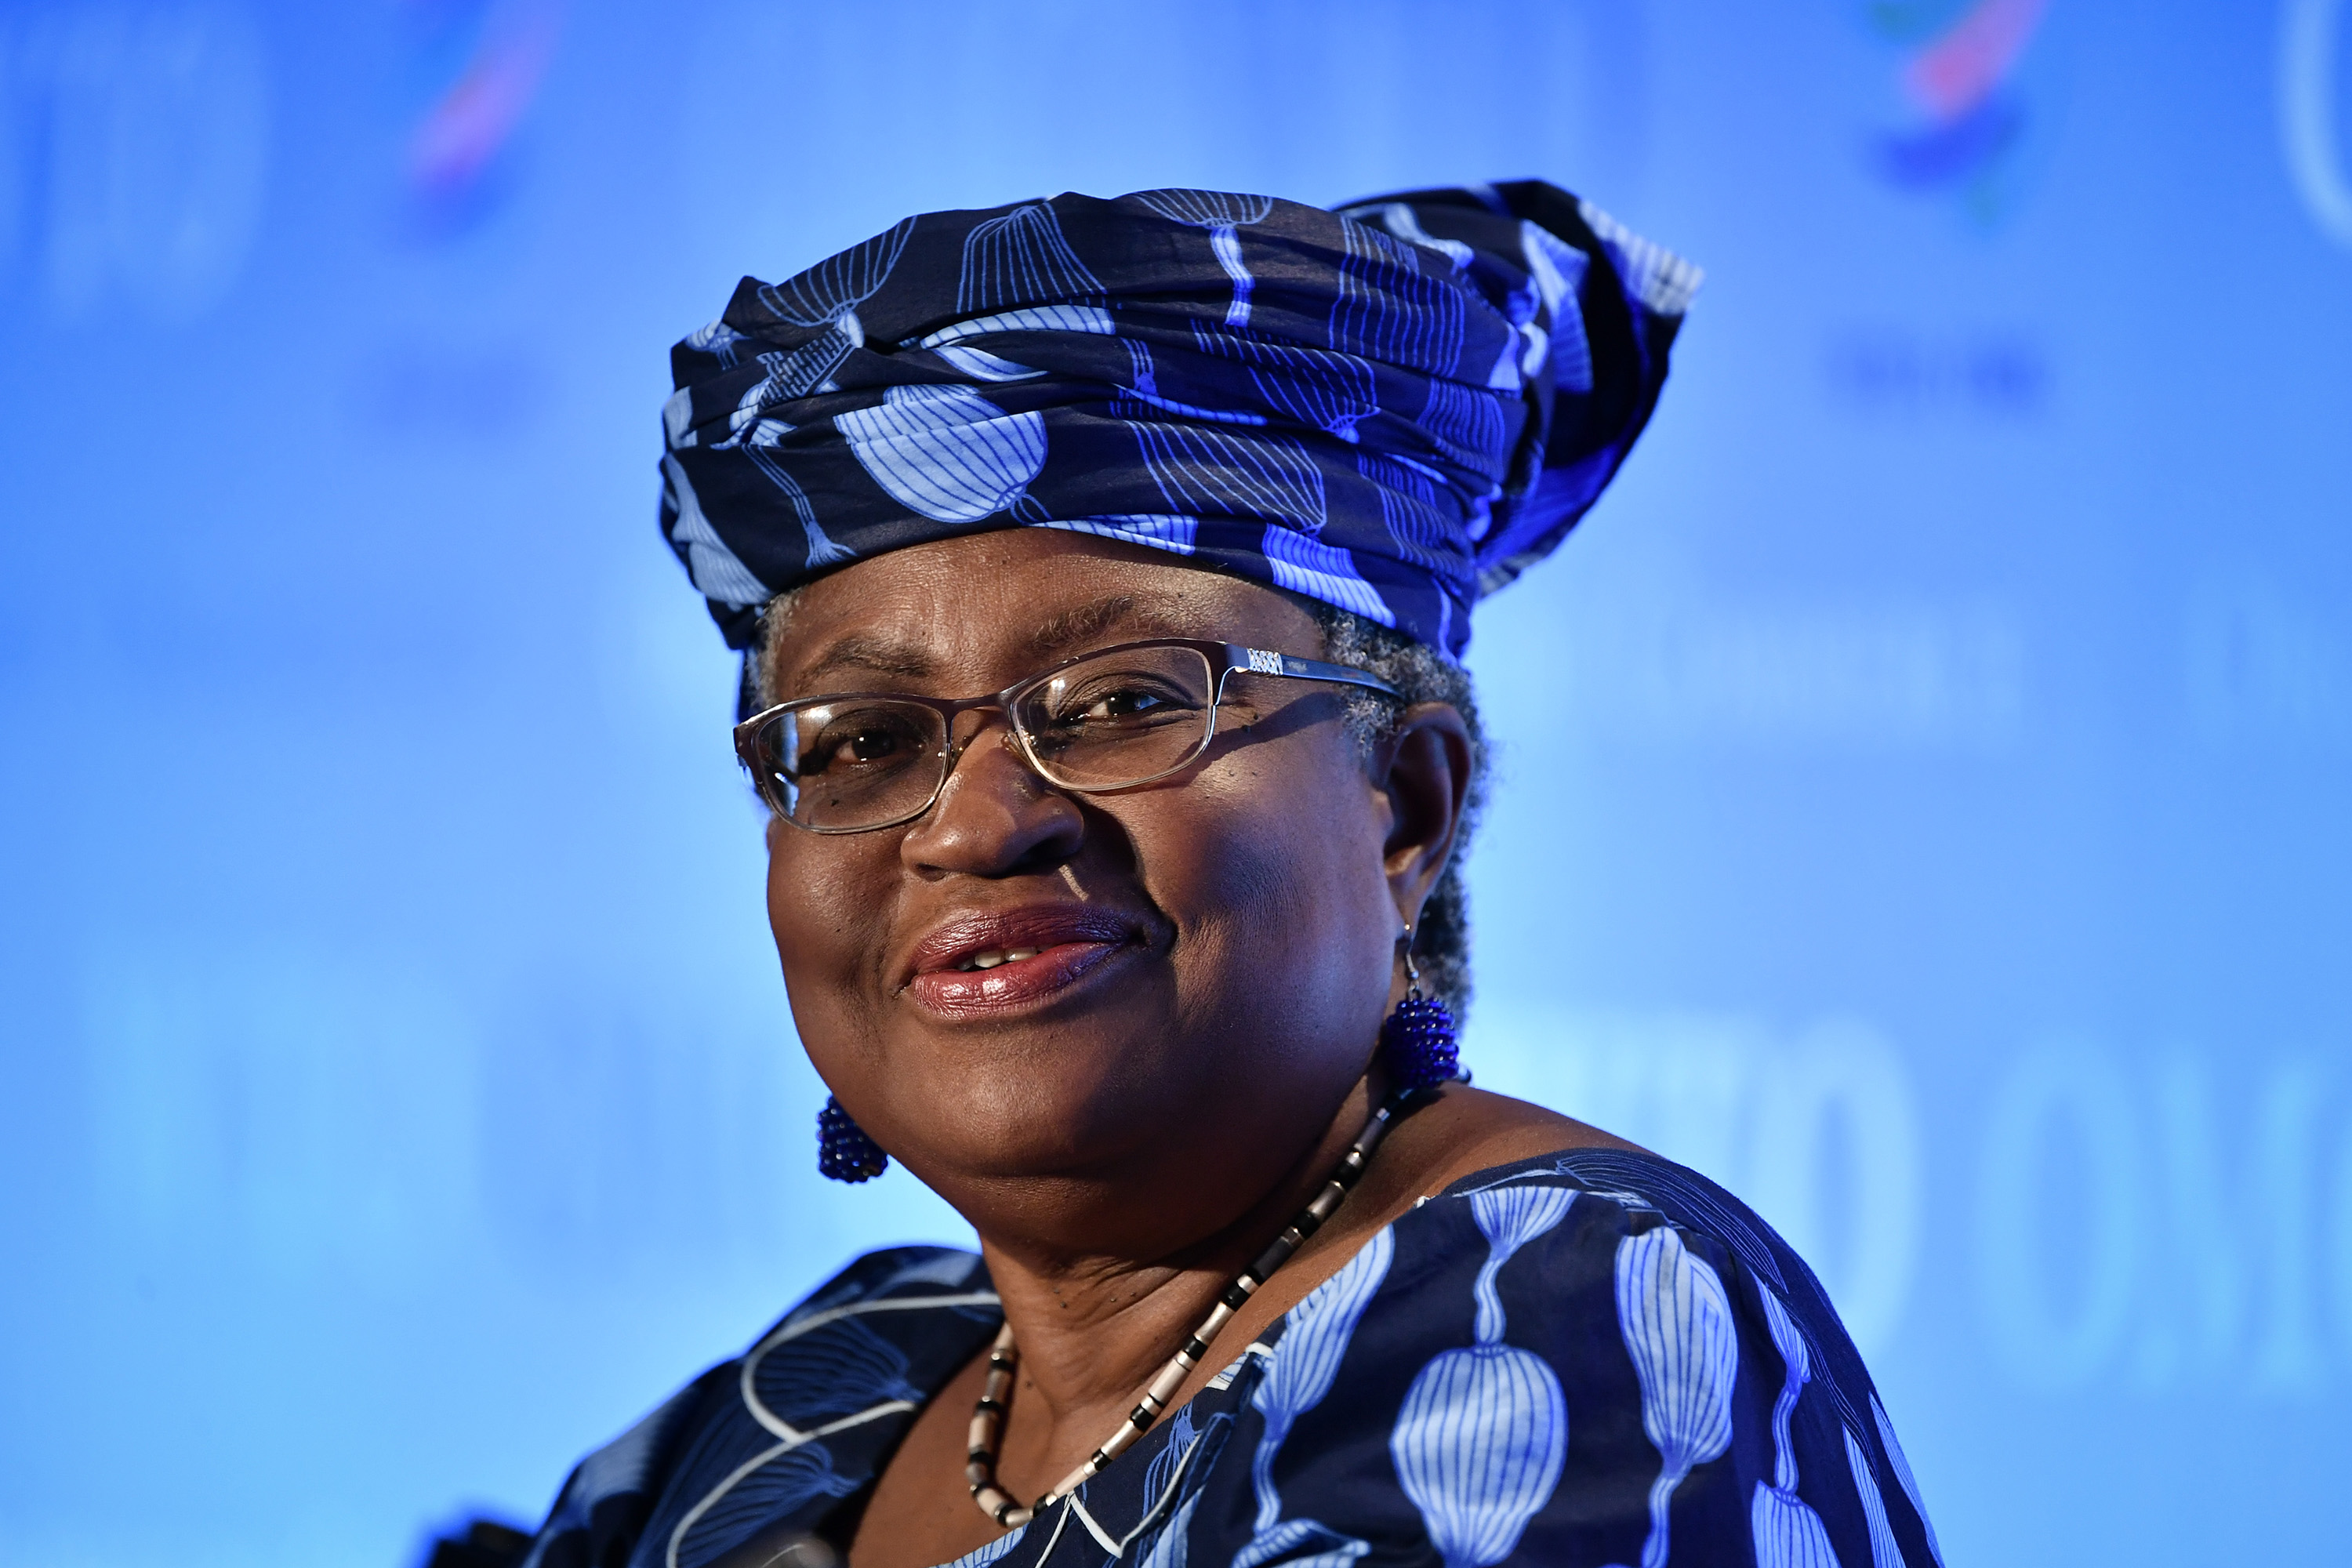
[[1864, 0, 2056, 225]]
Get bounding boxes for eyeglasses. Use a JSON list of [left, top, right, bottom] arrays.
[[735, 637, 1403, 834]]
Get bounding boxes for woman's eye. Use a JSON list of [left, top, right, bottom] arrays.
[[799, 713, 924, 772], [1081, 686, 1170, 720]]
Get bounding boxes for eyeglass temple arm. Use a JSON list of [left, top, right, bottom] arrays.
[[1221, 644, 1403, 699]]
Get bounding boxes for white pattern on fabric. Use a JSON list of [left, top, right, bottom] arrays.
[[662, 455, 769, 608], [1261, 525, 1392, 624], [739, 436, 855, 568], [1134, 189, 1278, 327], [1039, 514, 1199, 556], [664, 387, 699, 448], [1129, 425, 1325, 533], [1192, 321, 1381, 445], [1133, 1486, 1202, 1568], [1330, 217, 1466, 377], [1356, 453, 1457, 575], [1871, 1394, 1942, 1567], [942, 1525, 1028, 1568], [517, 1383, 701, 1568], [1128, 1403, 1223, 1552], [1751, 1283, 1842, 1568], [724, 337, 863, 445], [836, 383, 1048, 524], [1117, 336, 1267, 426], [957, 202, 1105, 316], [671, 1444, 858, 1568], [748, 1316, 923, 1429], [1231, 1518, 1374, 1568], [1844, 1426, 1906, 1568], [1468, 1188, 1577, 1340], [736, 1289, 1001, 1443], [1234, 1226, 1394, 1566], [656, 1285, 1004, 1568], [1392, 1185, 1575, 1568], [521, 1157, 1934, 1568], [1577, 198, 1703, 318], [757, 216, 916, 328], [1372, 202, 1476, 270], [1615, 1225, 1740, 1568], [916, 304, 1116, 380], [872, 1250, 988, 1295], [931, 344, 1046, 381], [663, 185, 1697, 665], [684, 317, 748, 368], [1519, 220, 1593, 392], [1751, 1483, 1842, 1568], [916, 303, 1118, 345], [1758, 1285, 1808, 1490], [1417, 378, 1508, 470]]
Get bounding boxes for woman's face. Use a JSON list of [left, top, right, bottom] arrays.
[[761, 530, 1443, 1248]]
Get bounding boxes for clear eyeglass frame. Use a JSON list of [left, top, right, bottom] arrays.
[[733, 637, 1404, 834]]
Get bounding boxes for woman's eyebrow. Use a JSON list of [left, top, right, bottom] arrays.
[[1019, 593, 1191, 661], [787, 593, 1198, 693], [792, 633, 935, 689]]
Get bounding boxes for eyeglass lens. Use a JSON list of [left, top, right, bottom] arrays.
[[753, 645, 1220, 831]]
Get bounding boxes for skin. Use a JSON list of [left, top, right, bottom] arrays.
[[757, 529, 1636, 1568]]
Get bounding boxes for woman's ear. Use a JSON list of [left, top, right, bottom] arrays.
[[1374, 702, 1475, 927]]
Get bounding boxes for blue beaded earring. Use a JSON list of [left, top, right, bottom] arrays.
[[817, 1094, 888, 1182], [1381, 924, 1461, 1093]]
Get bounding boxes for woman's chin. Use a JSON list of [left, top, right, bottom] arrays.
[[880, 1054, 1220, 1186]]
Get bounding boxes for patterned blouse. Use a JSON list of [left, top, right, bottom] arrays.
[[517, 1150, 1942, 1568]]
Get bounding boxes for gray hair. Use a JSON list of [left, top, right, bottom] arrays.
[[1304, 603, 1486, 1015], [750, 590, 1487, 1013]]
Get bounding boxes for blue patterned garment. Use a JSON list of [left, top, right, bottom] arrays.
[[517, 1152, 1940, 1568], [659, 182, 1697, 681]]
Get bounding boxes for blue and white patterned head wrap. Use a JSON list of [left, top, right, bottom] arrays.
[[660, 180, 1697, 676]]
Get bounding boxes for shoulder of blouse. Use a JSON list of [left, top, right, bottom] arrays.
[[517, 1244, 992, 1568], [1327, 1145, 1942, 1568], [1408, 1145, 1875, 1423], [1222, 1145, 1943, 1568]]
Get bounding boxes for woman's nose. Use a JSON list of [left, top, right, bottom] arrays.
[[899, 713, 1085, 877]]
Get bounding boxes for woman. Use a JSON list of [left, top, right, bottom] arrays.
[[511, 183, 1940, 1568]]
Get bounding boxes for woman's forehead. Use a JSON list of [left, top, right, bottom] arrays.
[[771, 532, 1318, 692]]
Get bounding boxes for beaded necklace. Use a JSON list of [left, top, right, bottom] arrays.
[[964, 1086, 1429, 1530]]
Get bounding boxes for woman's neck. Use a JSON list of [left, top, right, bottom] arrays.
[[964, 1072, 1383, 1492], [844, 1087, 1628, 1568]]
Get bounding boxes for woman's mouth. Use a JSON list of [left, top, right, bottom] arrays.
[[953, 946, 1043, 971], [903, 908, 1146, 1018]]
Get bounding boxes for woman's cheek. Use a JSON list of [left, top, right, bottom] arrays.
[[768, 841, 888, 1042], [1144, 793, 1339, 992]]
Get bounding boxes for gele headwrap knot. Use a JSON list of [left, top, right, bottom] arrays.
[[659, 180, 1697, 680]]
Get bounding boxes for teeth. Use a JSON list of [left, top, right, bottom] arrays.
[[960, 946, 1043, 971]]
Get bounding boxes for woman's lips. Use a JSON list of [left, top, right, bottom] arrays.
[[903, 907, 1144, 1018], [909, 939, 1131, 1014]]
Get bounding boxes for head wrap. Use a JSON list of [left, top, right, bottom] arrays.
[[659, 180, 1697, 681]]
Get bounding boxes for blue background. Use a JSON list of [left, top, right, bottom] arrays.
[[2, 2, 2348, 1563]]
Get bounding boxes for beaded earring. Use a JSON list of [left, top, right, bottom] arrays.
[[817, 1094, 888, 1182], [1380, 926, 1461, 1092]]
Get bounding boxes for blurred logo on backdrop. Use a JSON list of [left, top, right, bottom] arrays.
[[1468, 1007, 2352, 1396], [395, 0, 564, 239], [357, 0, 566, 439], [1861, 0, 2056, 227], [2278, 0, 2352, 250]]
